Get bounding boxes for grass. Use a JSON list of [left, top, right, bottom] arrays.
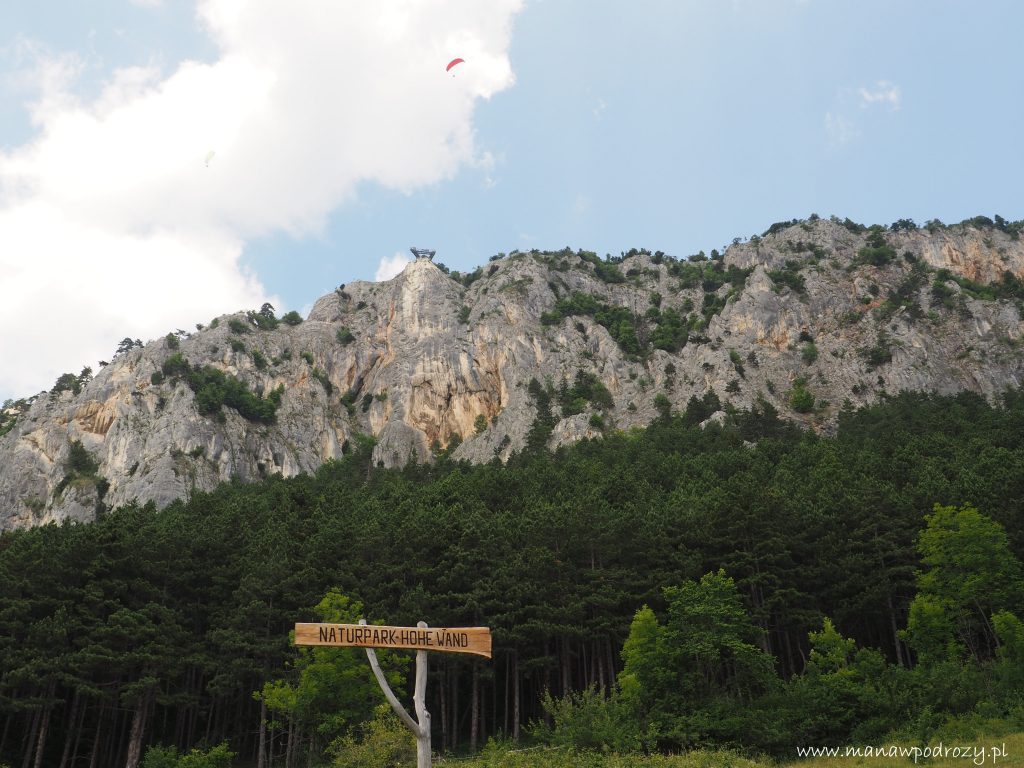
[[440, 745, 764, 768], [441, 734, 1024, 768]]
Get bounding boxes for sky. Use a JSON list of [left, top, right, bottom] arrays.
[[1, 0, 1022, 401]]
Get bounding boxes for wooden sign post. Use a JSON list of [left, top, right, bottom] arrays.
[[294, 619, 491, 768]]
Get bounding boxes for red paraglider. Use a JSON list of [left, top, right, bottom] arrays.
[[446, 58, 465, 73]]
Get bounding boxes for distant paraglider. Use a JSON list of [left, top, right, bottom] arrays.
[[446, 58, 464, 75], [204, 151, 216, 168]]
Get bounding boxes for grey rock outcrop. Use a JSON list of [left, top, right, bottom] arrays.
[[2, 218, 1022, 530]]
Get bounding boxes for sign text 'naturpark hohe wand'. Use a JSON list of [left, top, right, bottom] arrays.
[[294, 623, 492, 658]]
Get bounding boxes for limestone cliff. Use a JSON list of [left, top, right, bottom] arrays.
[[1, 217, 1022, 530]]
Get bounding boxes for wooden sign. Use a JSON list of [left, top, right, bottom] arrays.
[[294, 623, 492, 659]]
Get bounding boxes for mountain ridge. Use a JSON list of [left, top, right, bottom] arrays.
[[1, 215, 1022, 530]]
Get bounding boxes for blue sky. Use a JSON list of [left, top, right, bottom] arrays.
[[1, 0, 1022, 400]]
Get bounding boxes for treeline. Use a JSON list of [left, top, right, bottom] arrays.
[[1, 390, 1023, 766]]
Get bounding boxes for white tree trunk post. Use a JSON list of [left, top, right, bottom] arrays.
[[360, 619, 432, 768]]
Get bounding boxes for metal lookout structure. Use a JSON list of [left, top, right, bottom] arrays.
[[410, 247, 436, 261]]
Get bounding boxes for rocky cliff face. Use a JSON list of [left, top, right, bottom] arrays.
[[2, 218, 1022, 530]]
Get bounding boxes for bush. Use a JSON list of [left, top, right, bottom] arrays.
[[161, 355, 283, 423], [51, 372, 81, 396], [767, 261, 806, 295], [788, 379, 815, 413], [312, 368, 333, 395], [801, 342, 819, 365], [559, 371, 614, 416], [856, 244, 896, 266], [67, 440, 99, 476], [861, 334, 893, 369], [653, 393, 671, 420], [228, 318, 249, 334], [891, 218, 918, 231], [542, 292, 644, 357], [281, 310, 303, 326], [763, 219, 800, 237], [165, 333, 180, 350], [531, 686, 649, 754], [329, 707, 415, 768], [579, 250, 626, 283], [248, 303, 279, 331], [142, 742, 235, 768], [336, 327, 355, 345], [162, 353, 190, 378]]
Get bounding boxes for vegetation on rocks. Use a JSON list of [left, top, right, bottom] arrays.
[[161, 353, 283, 423]]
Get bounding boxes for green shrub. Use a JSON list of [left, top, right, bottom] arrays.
[[578, 250, 626, 283], [51, 372, 81, 396], [142, 742, 235, 768], [931, 268, 1024, 303], [650, 307, 687, 352], [801, 342, 819, 365], [857, 245, 896, 266], [532, 686, 648, 754], [458, 305, 471, 324], [312, 368, 333, 395], [474, 414, 488, 434], [701, 291, 727, 323], [329, 707, 415, 768], [728, 349, 745, 377], [542, 292, 644, 357], [141, 746, 178, 768], [788, 379, 815, 413], [165, 333, 180, 350], [161, 355, 282, 423], [162, 353, 190, 378], [300, 351, 314, 365], [336, 327, 355, 345], [230, 339, 246, 353], [228, 318, 249, 334], [861, 333, 893, 369], [281, 310, 303, 326], [767, 261, 806, 295], [67, 440, 99, 476], [251, 350, 268, 370], [559, 371, 614, 417], [248, 303, 279, 331], [653, 393, 671, 419]]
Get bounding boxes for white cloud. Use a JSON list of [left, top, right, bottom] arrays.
[[129, 0, 164, 7], [824, 110, 859, 147], [0, 0, 522, 397], [859, 80, 901, 110], [375, 251, 412, 282]]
